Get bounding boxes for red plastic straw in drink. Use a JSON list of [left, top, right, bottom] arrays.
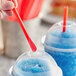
[[63, 6, 68, 32], [10, 0, 37, 52], [13, 8, 37, 52]]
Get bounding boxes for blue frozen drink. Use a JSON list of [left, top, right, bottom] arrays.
[[11, 50, 62, 76], [44, 21, 76, 76]]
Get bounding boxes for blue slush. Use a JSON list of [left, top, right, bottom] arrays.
[[44, 21, 76, 76], [11, 50, 62, 76]]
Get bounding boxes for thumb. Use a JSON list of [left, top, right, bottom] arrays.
[[1, 1, 14, 10], [9, 0, 18, 8]]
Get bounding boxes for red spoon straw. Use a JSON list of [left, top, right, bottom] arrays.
[[11, 5, 37, 52], [63, 6, 68, 32]]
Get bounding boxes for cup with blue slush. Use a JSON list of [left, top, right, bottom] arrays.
[[10, 50, 62, 76], [44, 21, 76, 76]]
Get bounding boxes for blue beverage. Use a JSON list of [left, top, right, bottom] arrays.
[[11, 50, 62, 76], [44, 21, 76, 76]]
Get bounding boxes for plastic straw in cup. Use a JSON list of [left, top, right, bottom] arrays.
[[63, 6, 68, 32], [10, 2, 37, 52]]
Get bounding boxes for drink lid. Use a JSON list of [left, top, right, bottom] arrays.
[[11, 50, 62, 76], [44, 21, 76, 52]]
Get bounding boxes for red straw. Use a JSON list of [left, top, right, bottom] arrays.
[[12, 8, 37, 52], [63, 6, 68, 32], [10, 0, 37, 52], [13, 8, 37, 52]]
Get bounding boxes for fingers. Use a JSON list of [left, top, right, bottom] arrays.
[[4, 10, 13, 16], [0, 10, 13, 20], [1, 1, 14, 10], [1, 0, 15, 17], [0, 0, 18, 19]]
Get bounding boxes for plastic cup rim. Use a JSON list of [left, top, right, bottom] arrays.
[[44, 44, 76, 52], [9, 66, 13, 75]]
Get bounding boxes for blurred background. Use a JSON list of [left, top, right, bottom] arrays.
[[0, 0, 76, 76]]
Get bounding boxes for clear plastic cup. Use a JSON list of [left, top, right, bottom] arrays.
[[44, 21, 76, 76], [10, 50, 62, 76]]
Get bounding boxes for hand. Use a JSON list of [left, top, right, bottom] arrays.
[[0, 0, 18, 19]]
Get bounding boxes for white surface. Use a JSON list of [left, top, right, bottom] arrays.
[[42, 14, 76, 24], [0, 55, 15, 76]]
